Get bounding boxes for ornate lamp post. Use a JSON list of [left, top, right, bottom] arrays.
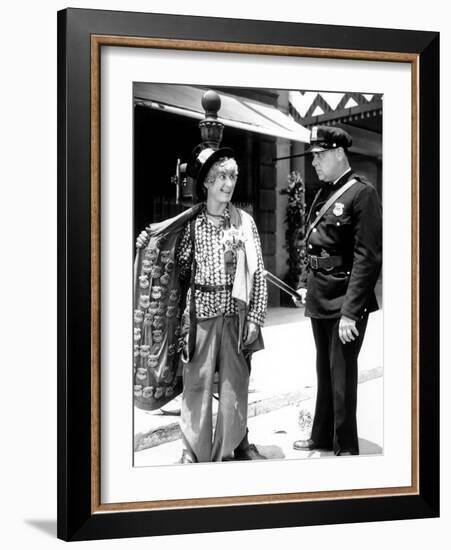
[[198, 90, 224, 149], [172, 89, 224, 205]]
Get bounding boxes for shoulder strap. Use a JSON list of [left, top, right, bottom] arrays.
[[304, 178, 357, 244]]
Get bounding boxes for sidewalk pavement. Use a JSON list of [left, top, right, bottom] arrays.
[[134, 376, 383, 466], [134, 306, 383, 465]]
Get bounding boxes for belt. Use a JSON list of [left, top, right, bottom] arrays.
[[194, 283, 233, 292], [307, 254, 345, 271]]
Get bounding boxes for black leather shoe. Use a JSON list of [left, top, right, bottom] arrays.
[[336, 450, 359, 456], [180, 449, 196, 464], [221, 454, 235, 461], [234, 443, 267, 461], [293, 438, 332, 451]]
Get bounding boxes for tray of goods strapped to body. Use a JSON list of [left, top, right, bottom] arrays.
[[133, 234, 186, 411]]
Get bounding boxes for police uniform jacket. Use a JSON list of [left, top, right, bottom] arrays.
[[303, 170, 382, 320]]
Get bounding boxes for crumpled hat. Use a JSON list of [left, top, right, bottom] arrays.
[[186, 144, 235, 189]]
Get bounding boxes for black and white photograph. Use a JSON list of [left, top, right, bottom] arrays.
[[132, 84, 383, 467], [0, 0, 446, 547], [52, 5, 441, 542]]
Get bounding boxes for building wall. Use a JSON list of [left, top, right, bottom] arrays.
[[275, 140, 290, 280], [255, 135, 278, 306], [350, 153, 382, 198], [274, 91, 292, 297]]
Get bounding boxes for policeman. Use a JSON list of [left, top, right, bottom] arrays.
[[293, 125, 382, 456]]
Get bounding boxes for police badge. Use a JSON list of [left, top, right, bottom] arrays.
[[333, 202, 345, 216]]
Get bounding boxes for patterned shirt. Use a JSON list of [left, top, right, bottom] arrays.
[[176, 205, 267, 326]]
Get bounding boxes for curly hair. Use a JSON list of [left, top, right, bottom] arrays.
[[198, 157, 239, 198]]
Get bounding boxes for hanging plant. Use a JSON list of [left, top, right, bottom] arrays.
[[280, 171, 307, 292]]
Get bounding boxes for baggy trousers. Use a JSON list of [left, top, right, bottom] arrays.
[[310, 315, 368, 455], [180, 315, 249, 462]]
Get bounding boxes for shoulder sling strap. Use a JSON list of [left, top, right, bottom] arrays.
[[304, 178, 357, 244]]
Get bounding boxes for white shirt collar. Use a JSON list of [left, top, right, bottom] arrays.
[[332, 167, 352, 185]]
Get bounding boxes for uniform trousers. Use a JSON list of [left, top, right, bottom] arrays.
[[310, 315, 368, 455], [180, 315, 250, 462]]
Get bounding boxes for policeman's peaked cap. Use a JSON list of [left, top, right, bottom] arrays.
[[305, 125, 352, 154], [187, 144, 235, 188]]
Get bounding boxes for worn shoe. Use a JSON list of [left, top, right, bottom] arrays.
[[234, 443, 267, 461], [336, 450, 359, 456], [179, 449, 196, 464], [293, 438, 332, 451]]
